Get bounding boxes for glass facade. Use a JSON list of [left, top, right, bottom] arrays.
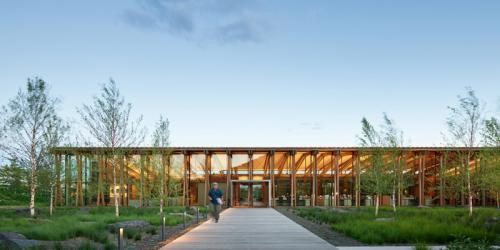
[[49, 147, 499, 208]]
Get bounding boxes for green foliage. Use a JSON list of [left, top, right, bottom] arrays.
[[296, 207, 499, 245], [78, 240, 97, 250], [414, 242, 431, 250], [0, 206, 186, 243], [447, 235, 493, 250]]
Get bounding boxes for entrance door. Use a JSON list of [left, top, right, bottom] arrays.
[[232, 181, 269, 207], [239, 183, 250, 206]]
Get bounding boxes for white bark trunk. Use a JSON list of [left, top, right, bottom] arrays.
[[466, 151, 473, 216], [29, 164, 36, 217], [375, 195, 379, 217], [160, 177, 164, 214], [392, 189, 396, 212], [50, 185, 53, 216], [30, 183, 36, 217]]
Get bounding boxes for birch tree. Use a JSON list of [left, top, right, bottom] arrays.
[[151, 115, 171, 213], [0, 78, 58, 216], [78, 79, 145, 217], [358, 117, 391, 216], [380, 113, 405, 212], [445, 87, 482, 216], [44, 115, 69, 216]]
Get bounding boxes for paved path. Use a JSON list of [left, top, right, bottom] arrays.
[[161, 208, 337, 250]]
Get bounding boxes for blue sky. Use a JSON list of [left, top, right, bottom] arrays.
[[0, 0, 499, 147]]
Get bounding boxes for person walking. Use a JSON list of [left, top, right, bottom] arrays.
[[208, 182, 223, 223]]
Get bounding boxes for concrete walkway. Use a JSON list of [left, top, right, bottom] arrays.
[[161, 208, 337, 250]]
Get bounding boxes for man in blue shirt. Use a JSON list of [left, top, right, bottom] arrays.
[[208, 182, 223, 223]]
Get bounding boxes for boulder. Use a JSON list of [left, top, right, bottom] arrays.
[[14, 208, 41, 216], [0, 232, 42, 250], [375, 217, 395, 222], [484, 217, 498, 229], [109, 220, 151, 231]]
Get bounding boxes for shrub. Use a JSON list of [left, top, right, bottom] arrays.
[[447, 236, 493, 250], [78, 240, 97, 250], [295, 207, 499, 245]]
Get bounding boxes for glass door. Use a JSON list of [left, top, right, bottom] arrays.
[[239, 183, 250, 207]]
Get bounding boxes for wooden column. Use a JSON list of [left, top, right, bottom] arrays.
[[65, 154, 71, 206], [204, 151, 211, 206], [96, 155, 102, 206], [355, 153, 361, 207], [334, 151, 340, 207], [312, 151, 318, 207], [55, 154, 63, 207], [164, 154, 170, 207], [270, 151, 275, 207], [226, 151, 232, 207], [76, 154, 83, 207], [183, 152, 190, 207], [291, 151, 296, 207], [439, 153, 444, 207], [125, 155, 130, 207], [139, 155, 145, 208], [418, 152, 424, 206], [248, 151, 253, 206], [119, 155, 125, 206]]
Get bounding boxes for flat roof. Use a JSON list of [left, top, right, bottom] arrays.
[[49, 146, 499, 155]]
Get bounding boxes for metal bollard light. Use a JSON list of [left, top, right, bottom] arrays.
[[162, 215, 165, 240], [196, 207, 199, 224], [118, 227, 124, 250], [183, 211, 186, 228]]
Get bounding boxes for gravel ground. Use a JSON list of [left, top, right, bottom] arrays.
[[126, 216, 209, 250], [275, 207, 364, 247]]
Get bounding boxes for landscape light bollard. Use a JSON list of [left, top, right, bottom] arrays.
[[162, 216, 165, 240], [196, 207, 199, 224], [183, 211, 186, 229], [118, 227, 123, 250]]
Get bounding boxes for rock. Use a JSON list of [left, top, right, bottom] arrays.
[[375, 217, 395, 222], [484, 217, 498, 229], [109, 220, 151, 231], [0, 232, 42, 250], [79, 207, 91, 214], [14, 208, 41, 216]]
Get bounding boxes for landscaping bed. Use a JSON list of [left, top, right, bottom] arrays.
[[275, 207, 364, 246], [293, 206, 500, 245], [0, 206, 207, 249]]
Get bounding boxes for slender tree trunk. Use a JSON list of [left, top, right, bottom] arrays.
[[50, 185, 54, 216], [29, 155, 37, 217], [375, 194, 379, 216], [392, 188, 396, 212]]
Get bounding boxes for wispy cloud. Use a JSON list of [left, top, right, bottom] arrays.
[[122, 0, 267, 44]]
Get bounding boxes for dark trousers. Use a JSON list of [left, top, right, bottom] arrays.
[[210, 203, 221, 220]]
